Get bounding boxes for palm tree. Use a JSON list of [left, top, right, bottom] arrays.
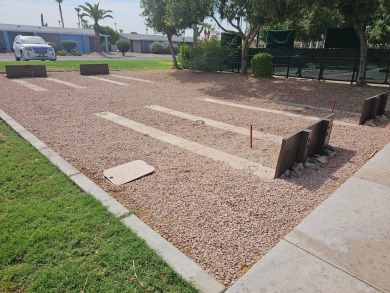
[[79, 2, 113, 53], [75, 7, 81, 28], [55, 0, 65, 28]]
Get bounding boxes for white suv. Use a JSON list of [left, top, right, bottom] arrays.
[[13, 35, 56, 61]]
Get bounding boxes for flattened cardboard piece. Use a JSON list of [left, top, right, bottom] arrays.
[[104, 160, 154, 185]]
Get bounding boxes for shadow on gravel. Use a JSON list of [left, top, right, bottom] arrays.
[[168, 70, 382, 114], [287, 146, 357, 192]]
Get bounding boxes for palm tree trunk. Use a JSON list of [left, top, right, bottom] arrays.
[[59, 3, 64, 28], [94, 23, 101, 53], [167, 34, 179, 69], [354, 22, 368, 86]]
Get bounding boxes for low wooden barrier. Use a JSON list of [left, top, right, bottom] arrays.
[[274, 113, 335, 178], [5, 65, 47, 78], [80, 64, 109, 75], [359, 93, 389, 125]]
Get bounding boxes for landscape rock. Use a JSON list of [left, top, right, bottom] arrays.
[[314, 156, 328, 164]]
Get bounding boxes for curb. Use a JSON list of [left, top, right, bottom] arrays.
[[0, 108, 226, 293]]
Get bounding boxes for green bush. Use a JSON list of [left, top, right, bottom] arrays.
[[72, 51, 83, 56], [61, 40, 77, 53], [149, 42, 165, 54], [56, 50, 67, 56], [116, 40, 131, 56], [251, 53, 273, 77], [191, 39, 235, 72], [162, 41, 179, 54], [178, 44, 192, 69]]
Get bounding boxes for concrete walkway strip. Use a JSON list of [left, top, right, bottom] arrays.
[[285, 176, 390, 292], [226, 239, 378, 293], [233, 94, 361, 116], [95, 111, 275, 179], [12, 79, 47, 92], [46, 78, 86, 89], [198, 97, 356, 127], [110, 74, 154, 83], [146, 105, 283, 145], [0, 108, 226, 293], [354, 143, 390, 188], [88, 76, 127, 85]]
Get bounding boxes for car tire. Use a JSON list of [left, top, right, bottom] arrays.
[[15, 54, 20, 61]]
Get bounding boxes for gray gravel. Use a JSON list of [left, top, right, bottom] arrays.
[[1, 70, 389, 286]]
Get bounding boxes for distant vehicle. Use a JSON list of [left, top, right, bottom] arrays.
[[13, 35, 56, 61]]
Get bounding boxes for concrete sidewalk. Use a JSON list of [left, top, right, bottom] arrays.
[[228, 142, 390, 293]]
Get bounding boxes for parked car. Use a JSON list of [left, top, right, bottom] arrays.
[[13, 35, 56, 61]]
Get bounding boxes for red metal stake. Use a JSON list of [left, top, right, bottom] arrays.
[[332, 99, 336, 113], [250, 124, 253, 149]]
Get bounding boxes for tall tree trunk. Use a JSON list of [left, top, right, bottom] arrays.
[[167, 34, 180, 69], [241, 38, 250, 74], [94, 23, 101, 53], [193, 25, 198, 48], [354, 22, 368, 86], [59, 3, 64, 28]]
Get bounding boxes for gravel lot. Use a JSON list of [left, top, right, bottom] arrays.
[[1, 70, 389, 286]]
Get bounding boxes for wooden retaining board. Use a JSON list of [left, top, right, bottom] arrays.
[[80, 64, 109, 75], [359, 93, 389, 125], [274, 113, 335, 178], [5, 65, 47, 78]]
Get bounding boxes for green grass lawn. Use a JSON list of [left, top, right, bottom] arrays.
[[0, 120, 197, 293], [0, 59, 172, 72]]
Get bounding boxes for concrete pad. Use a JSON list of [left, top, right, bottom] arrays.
[[4, 119, 27, 133], [110, 74, 153, 83], [12, 79, 47, 91], [122, 215, 226, 293], [198, 97, 356, 127], [19, 130, 48, 150], [103, 160, 155, 185], [354, 142, 390, 188], [96, 111, 275, 179], [46, 78, 86, 89], [227, 240, 378, 293], [69, 173, 114, 203], [285, 176, 390, 292], [146, 105, 283, 144], [88, 76, 127, 85], [39, 148, 80, 177]]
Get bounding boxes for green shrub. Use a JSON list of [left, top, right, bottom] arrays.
[[251, 53, 273, 77], [72, 51, 83, 56], [149, 42, 165, 54], [162, 41, 179, 54], [178, 44, 192, 69], [116, 40, 131, 56], [61, 40, 77, 53], [56, 50, 67, 56], [191, 39, 235, 72]]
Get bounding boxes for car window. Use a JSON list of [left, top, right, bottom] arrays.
[[21, 36, 46, 44]]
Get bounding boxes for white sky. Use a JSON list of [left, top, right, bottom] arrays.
[[0, 0, 150, 34], [0, 0, 237, 37]]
